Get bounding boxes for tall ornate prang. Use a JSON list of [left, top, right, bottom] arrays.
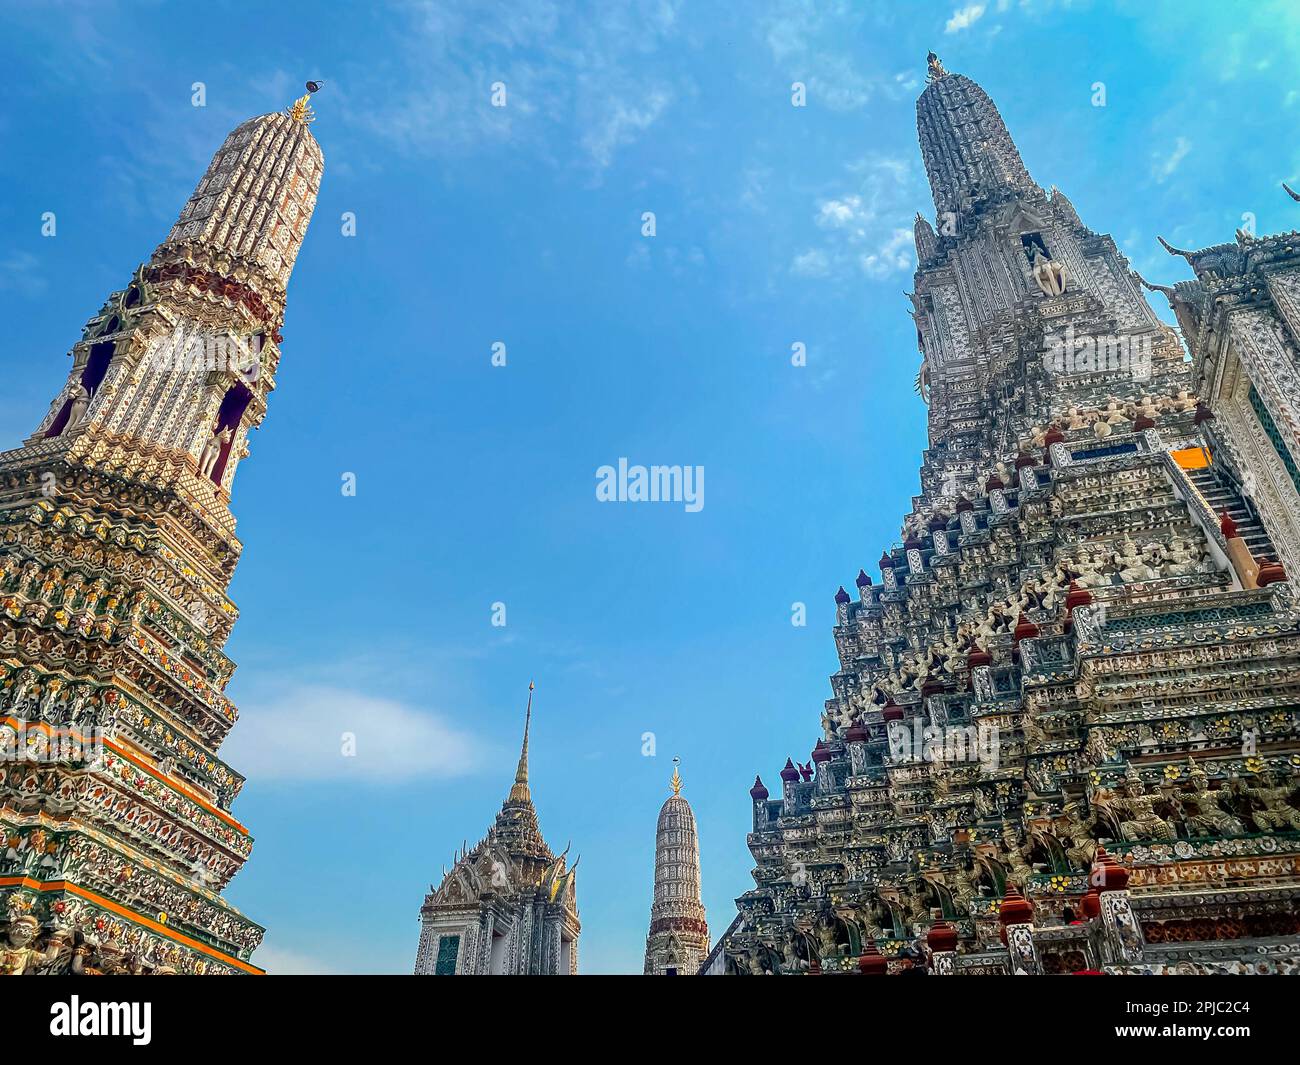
[[643, 758, 709, 975], [712, 56, 1300, 977], [414, 683, 581, 975], [0, 87, 324, 974]]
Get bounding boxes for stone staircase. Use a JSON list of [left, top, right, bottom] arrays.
[[1186, 465, 1277, 561]]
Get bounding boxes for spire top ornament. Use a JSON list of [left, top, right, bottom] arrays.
[[287, 79, 324, 125], [508, 681, 534, 803], [671, 756, 683, 796], [926, 51, 948, 81]]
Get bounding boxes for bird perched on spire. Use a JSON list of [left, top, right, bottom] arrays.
[[287, 79, 324, 124]]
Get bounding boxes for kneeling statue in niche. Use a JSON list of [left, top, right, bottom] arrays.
[[1031, 247, 1067, 297]]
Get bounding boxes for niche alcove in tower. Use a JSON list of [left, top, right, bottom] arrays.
[[206, 383, 253, 485], [45, 338, 116, 437]]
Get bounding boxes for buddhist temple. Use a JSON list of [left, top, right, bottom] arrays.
[[0, 87, 325, 974], [643, 758, 709, 975], [413, 683, 580, 974], [711, 55, 1300, 976]]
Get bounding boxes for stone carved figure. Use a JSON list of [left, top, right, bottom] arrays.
[[1031, 246, 1067, 297], [999, 825, 1038, 885], [1115, 538, 1158, 583], [1101, 768, 1178, 843], [1, 917, 69, 975], [1059, 803, 1099, 870], [197, 427, 232, 480], [1176, 762, 1247, 838], [1063, 405, 1088, 430], [1233, 774, 1300, 832], [815, 911, 840, 959], [62, 384, 91, 436], [1160, 536, 1206, 578]]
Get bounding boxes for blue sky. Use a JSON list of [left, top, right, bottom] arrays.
[[1, 0, 1298, 974]]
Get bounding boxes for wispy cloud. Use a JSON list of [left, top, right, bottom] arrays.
[[581, 88, 672, 169], [222, 683, 482, 784], [0, 252, 48, 298], [945, 3, 987, 33], [344, 0, 684, 176], [758, 3, 915, 110], [1151, 136, 1192, 183], [791, 248, 831, 277]]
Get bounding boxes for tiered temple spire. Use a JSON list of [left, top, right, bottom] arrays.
[[0, 86, 325, 974], [414, 683, 580, 975], [644, 758, 709, 975]]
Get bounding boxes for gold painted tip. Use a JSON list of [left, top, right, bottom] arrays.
[[286, 94, 315, 124], [670, 757, 682, 796], [287, 82, 323, 125]]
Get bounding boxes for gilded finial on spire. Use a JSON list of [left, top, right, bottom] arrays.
[[926, 51, 948, 82], [287, 80, 324, 125], [508, 681, 534, 804], [671, 756, 682, 796]]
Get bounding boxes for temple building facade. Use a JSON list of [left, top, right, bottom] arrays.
[[414, 684, 580, 975], [0, 89, 324, 973], [712, 55, 1300, 976], [1146, 202, 1300, 586], [643, 760, 709, 975]]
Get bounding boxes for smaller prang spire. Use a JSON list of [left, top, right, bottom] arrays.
[[508, 681, 535, 804]]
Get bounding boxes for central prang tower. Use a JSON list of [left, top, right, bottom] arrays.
[[712, 55, 1300, 977], [0, 89, 323, 974]]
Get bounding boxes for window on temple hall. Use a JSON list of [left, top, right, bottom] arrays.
[[434, 935, 459, 976], [1249, 384, 1300, 496], [488, 931, 508, 974]]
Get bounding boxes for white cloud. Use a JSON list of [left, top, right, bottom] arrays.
[[1151, 137, 1192, 183], [222, 684, 482, 784], [253, 942, 338, 975], [945, 4, 987, 33], [789, 155, 920, 282], [861, 228, 915, 278], [817, 196, 865, 229], [791, 248, 831, 277]]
